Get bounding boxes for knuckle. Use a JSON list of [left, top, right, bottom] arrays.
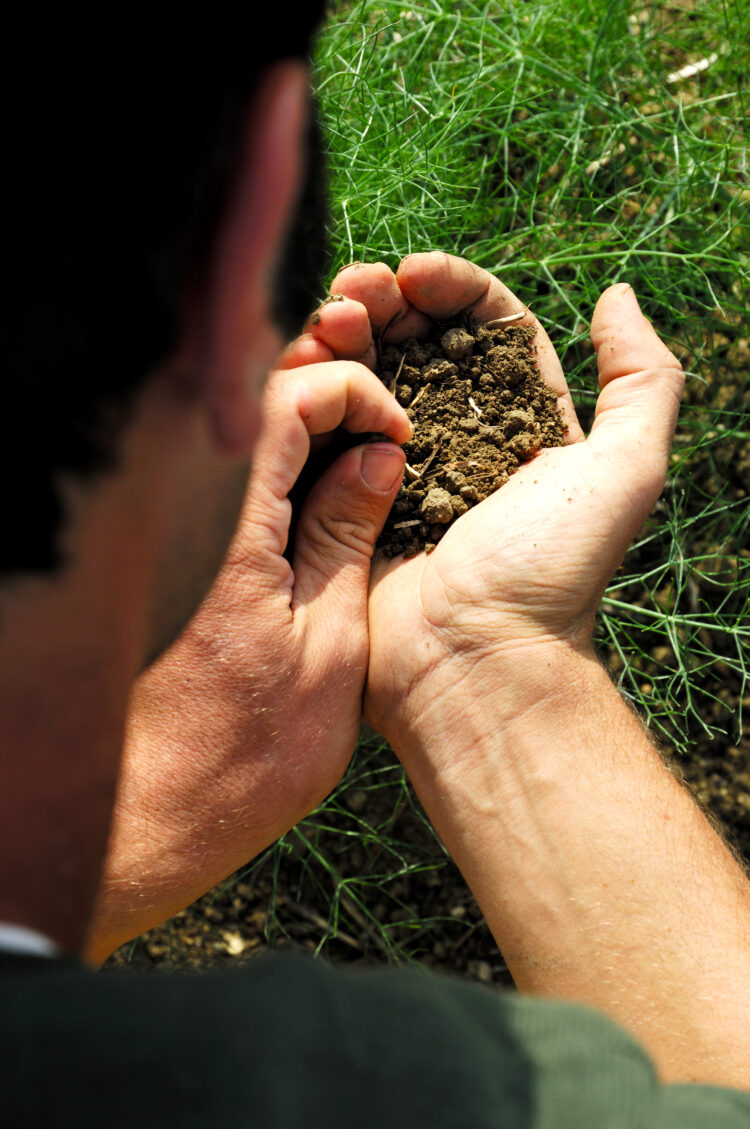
[[262, 370, 293, 411], [303, 508, 375, 562], [340, 358, 379, 384]]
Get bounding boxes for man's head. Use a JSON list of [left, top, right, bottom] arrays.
[[1, 8, 328, 662], [2, 10, 326, 568], [0, 13, 331, 954]]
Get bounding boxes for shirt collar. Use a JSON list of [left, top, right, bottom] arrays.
[[0, 922, 60, 958]]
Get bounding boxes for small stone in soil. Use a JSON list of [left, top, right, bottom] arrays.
[[375, 317, 566, 557]]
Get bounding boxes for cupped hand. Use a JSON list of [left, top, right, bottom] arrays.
[[301, 254, 684, 742], [87, 357, 411, 962]]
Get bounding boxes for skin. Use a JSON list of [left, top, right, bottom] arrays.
[[2, 58, 747, 1092], [303, 255, 750, 1087], [88, 360, 410, 961], [91, 244, 750, 1087], [0, 60, 315, 956]]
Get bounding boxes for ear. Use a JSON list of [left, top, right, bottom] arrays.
[[202, 60, 309, 455]]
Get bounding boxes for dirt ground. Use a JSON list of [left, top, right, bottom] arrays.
[[105, 715, 750, 983], [106, 707, 749, 982], [105, 727, 515, 985]]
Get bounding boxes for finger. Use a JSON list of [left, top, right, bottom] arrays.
[[302, 296, 377, 368], [290, 362, 413, 444], [247, 358, 412, 523], [398, 252, 584, 442], [227, 363, 412, 577], [591, 284, 683, 386], [292, 442, 404, 616], [276, 334, 335, 370], [396, 251, 507, 318], [588, 284, 684, 495], [331, 261, 431, 341]]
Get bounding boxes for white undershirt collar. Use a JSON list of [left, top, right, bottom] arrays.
[[0, 922, 60, 958]]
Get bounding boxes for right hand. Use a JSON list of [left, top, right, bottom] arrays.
[[88, 354, 411, 962]]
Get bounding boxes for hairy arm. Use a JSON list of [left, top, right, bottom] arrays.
[[86, 360, 410, 963], [317, 253, 750, 1088], [383, 642, 750, 1087]]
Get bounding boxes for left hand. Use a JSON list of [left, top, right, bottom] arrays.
[[87, 356, 411, 963], [307, 256, 681, 751]]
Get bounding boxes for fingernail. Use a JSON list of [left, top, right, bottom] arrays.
[[619, 283, 641, 312], [361, 445, 404, 492]]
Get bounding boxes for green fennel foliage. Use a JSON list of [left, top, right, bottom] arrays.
[[313, 0, 749, 755], [154, 1, 749, 968], [276, 0, 750, 957]]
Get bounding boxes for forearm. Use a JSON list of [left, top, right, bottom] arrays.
[[388, 643, 750, 1087], [87, 623, 316, 965]]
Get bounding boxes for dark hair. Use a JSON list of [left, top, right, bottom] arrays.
[[1, 10, 325, 576]]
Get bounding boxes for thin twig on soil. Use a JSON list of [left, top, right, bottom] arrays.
[[484, 309, 527, 328], [283, 902, 362, 952], [417, 444, 442, 476], [419, 438, 443, 478], [338, 894, 394, 957], [389, 353, 406, 395], [465, 470, 503, 484]]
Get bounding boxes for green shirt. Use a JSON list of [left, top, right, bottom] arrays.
[[2, 951, 748, 1127]]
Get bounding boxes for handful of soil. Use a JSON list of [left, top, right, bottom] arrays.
[[376, 318, 566, 556]]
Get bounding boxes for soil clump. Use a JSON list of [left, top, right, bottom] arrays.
[[375, 318, 566, 556]]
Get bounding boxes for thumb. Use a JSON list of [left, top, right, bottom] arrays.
[[588, 283, 684, 501], [292, 443, 404, 612]]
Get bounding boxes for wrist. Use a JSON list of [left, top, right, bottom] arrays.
[[370, 637, 599, 777], [377, 640, 750, 1087]]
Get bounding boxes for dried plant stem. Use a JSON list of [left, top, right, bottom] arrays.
[[484, 310, 527, 328], [389, 353, 406, 395]]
